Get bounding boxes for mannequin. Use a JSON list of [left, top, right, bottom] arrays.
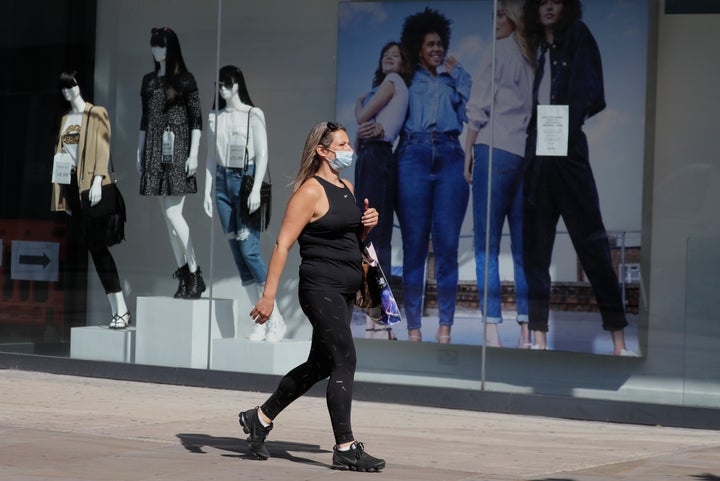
[[204, 65, 286, 342], [137, 27, 205, 299], [52, 70, 130, 329]]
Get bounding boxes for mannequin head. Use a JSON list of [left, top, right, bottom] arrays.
[[59, 70, 82, 102], [217, 65, 254, 110], [150, 27, 188, 77], [400, 7, 452, 71], [152, 46, 167, 63]]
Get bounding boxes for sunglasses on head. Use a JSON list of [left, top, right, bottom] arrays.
[[214, 80, 234, 89], [321, 121, 342, 139]]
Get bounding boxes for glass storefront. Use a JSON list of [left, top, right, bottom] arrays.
[[1, 0, 719, 417]]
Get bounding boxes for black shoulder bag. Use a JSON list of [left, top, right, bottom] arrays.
[[79, 106, 127, 248], [239, 108, 272, 231]]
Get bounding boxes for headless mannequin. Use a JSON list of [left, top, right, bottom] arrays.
[[61, 85, 129, 327], [137, 46, 203, 289], [204, 81, 285, 342]]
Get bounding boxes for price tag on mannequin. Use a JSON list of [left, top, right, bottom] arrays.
[[227, 143, 245, 168], [226, 127, 245, 168], [162, 127, 175, 164], [52, 150, 73, 184]]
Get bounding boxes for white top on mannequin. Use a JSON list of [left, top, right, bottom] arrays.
[[204, 83, 269, 219], [136, 46, 202, 178], [60, 112, 83, 166], [61, 85, 103, 206]]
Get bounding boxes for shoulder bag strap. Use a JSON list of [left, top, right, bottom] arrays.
[[243, 108, 252, 171], [243, 108, 272, 184], [80, 106, 95, 179]]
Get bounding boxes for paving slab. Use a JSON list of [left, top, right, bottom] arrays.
[[0, 369, 718, 480]]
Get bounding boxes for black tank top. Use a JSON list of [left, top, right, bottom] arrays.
[[298, 176, 363, 293]]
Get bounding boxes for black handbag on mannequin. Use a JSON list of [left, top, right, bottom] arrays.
[[79, 106, 127, 248], [239, 108, 272, 231]]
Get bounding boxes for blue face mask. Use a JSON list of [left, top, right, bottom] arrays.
[[327, 149, 354, 171]]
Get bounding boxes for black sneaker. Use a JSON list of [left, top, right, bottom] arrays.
[[332, 441, 385, 472], [239, 407, 272, 460]]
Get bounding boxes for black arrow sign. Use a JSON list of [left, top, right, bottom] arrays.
[[19, 253, 51, 268]]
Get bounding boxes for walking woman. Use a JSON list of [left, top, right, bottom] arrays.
[[238, 122, 385, 471]]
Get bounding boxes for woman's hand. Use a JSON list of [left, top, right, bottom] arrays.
[[361, 198, 379, 240], [445, 55, 458, 73], [250, 294, 274, 325], [464, 150, 473, 184], [357, 121, 384, 139]]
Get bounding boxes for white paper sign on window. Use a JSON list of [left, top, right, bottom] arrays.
[[536, 105, 569, 157]]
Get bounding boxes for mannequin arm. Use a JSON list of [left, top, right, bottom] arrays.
[[204, 114, 217, 217], [248, 110, 268, 214], [89, 175, 103, 206], [185, 129, 201, 177], [136, 131, 146, 175]]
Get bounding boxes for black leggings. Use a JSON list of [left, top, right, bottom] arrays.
[[67, 177, 122, 294], [261, 289, 357, 445]]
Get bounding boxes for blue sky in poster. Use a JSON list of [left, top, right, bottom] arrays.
[[336, 0, 648, 231]]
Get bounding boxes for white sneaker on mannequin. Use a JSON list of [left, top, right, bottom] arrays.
[[248, 322, 267, 341], [245, 283, 266, 341], [265, 305, 286, 343]]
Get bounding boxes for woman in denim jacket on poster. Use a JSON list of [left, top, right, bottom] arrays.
[[397, 7, 472, 343], [464, 0, 535, 349], [522, 0, 635, 355]]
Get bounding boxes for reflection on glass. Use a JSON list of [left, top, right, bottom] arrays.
[[465, 0, 534, 349], [205, 65, 286, 343]]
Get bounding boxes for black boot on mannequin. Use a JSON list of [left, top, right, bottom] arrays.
[[173, 264, 190, 298], [185, 266, 206, 299]]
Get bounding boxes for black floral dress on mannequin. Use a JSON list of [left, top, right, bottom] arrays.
[[139, 71, 202, 196]]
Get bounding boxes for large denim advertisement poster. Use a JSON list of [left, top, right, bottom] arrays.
[[336, 0, 648, 356]]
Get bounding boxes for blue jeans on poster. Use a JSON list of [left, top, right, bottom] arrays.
[[472, 144, 528, 324], [215, 164, 267, 285], [396, 132, 469, 330], [354, 139, 395, 277]]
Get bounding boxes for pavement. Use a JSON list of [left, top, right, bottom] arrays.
[[0, 369, 718, 481]]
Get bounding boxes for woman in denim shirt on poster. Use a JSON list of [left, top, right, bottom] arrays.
[[522, 0, 635, 355], [397, 7, 472, 343], [464, 0, 534, 348]]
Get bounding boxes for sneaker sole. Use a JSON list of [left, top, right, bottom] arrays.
[[331, 462, 385, 472]]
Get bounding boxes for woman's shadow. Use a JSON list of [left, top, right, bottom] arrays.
[[176, 433, 332, 468]]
